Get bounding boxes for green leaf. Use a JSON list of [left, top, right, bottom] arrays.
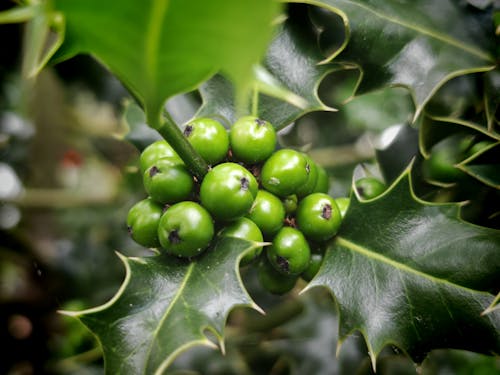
[[304, 167, 500, 367], [485, 70, 500, 132], [301, 0, 495, 121], [62, 237, 262, 374], [419, 116, 500, 158], [51, 0, 280, 120], [376, 124, 419, 184], [483, 292, 500, 316], [0, 2, 65, 78], [458, 142, 500, 189], [197, 7, 336, 130], [121, 99, 162, 151]]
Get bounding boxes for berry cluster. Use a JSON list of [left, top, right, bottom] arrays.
[[127, 116, 345, 294]]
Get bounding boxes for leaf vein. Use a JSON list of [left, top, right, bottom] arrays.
[[319, 0, 491, 60], [336, 237, 481, 293], [398, 271, 421, 341], [142, 262, 195, 373]]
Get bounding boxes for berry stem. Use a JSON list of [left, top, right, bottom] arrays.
[[148, 109, 209, 179]]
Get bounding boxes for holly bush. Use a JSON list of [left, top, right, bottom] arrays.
[[1, 0, 499, 374]]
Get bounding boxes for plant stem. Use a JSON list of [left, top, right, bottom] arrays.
[[151, 110, 210, 180]]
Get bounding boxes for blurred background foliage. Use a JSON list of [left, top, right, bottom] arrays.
[[0, 1, 499, 374]]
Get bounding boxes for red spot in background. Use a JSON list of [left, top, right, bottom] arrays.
[[61, 149, 83, 168]]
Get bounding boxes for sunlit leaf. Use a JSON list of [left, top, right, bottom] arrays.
[[51, 0, 280, 122]]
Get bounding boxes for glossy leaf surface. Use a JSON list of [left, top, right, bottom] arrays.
[[306, 169, 500, 366], [197, 6, 336, 129], [63, 238, 262, 374], [301, 0, 495, 120]]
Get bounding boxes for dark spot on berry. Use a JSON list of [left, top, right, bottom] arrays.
[[168, 230, 181, 244], [241, 177, 250, 191], [183, 125, 194, 137], [305, 163, 310, 174], [276, 256, 290, 273], [255, 118, 266, 126], [322, 204, 332, 220], [127, 225, 133, 235], [357, 186, 364, 196], [149, 165, 160, 177]]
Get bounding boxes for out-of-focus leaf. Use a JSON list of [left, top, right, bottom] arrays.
[[419, 116, 500, 158], [485, 69, 500, 132], [197, 6, 336, 130], [483, 292, 500, 316], [305, 168, 500, 367], [459, 142, 500, 189], [334, 87, 414, 132], [274, 291, 369, 375], [0, 2, 64, 78], [122, 100, 161, 151], [299, 0, 495, 121], [51, 0, 280, 122], [62, 237, 262, 374]]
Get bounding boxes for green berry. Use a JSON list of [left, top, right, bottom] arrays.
[[139, 140, 181, 173], [295, 154, 318, 197], [220, 217, 263, 265], [355, 177, 386, 199], [258, 259, 298, 295], [313, 165, 330, 193], [143, 157, 194, 204], [126, 198, 163, 248], [296, 193, 342, 242], [229, 116, 277, 164], [247, 190, 285, 236], [200, 162, 258, 221], [422, 136, 467, 183], [261, 149, 310, 197], [183, 117, 229, 165], [158, 201, 214, 258], [267, 227, 311, 275], [301, 252, 324, 282]]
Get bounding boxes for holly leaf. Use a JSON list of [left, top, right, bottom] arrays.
[[304, 0, 495, 121], [458, 142, 500, 189], [122, 99, 161, 151], [197, 6, 336, 130], [61, 237, 263, 374], [483, 292, 500, 316], [419, 115, 500, 158], [376, 124, 419, 184], [50, 0, 280, 119], [304, 167, 500, 367], [485, 70, 500, 132]]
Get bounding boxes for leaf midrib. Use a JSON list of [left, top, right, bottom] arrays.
[[335, 236, 484, 294], [143, 261, 195, 374], [145, 0, 170, 98]]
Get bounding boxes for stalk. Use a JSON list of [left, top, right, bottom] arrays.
[[147, 108, 209, 180]]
